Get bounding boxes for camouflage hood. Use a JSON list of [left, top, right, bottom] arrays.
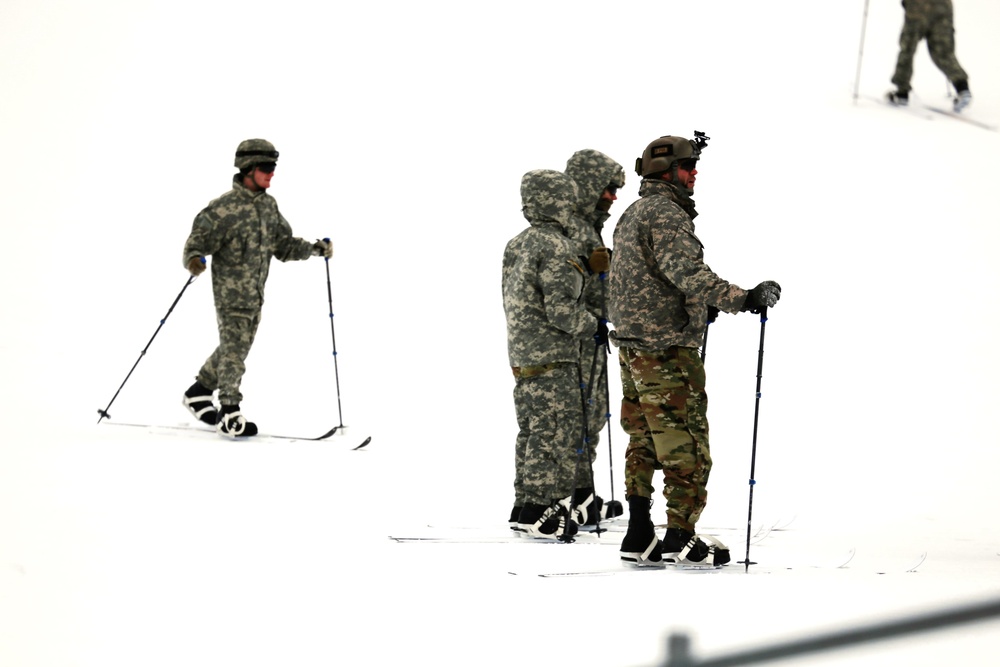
[[520, 169, 579, 231], [565, 149, 626, 231]]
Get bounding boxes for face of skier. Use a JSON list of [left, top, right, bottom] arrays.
[[675, 159, 697, 191], [596, 185, 618, 213], [245, 162, 275, 191]]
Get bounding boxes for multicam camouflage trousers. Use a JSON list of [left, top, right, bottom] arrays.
[[618, 346, 711, 533], [892, 13, 968, 93], [196, 308, 261, 406], [512, 363, 586, 506]]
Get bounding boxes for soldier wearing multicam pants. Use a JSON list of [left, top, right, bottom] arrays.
[[563, 149, 627, 526], [503, 169, 601, 540], [181, 139, 333, 438], [608, 134, 781, 567], [887, 0, 971, 112]]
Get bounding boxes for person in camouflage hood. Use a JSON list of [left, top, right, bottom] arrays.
[[608, 134, 781, 567], [563, 148, 627, 526], [886, 0, 971, 112], [503, 169, 601, 540], [181, 139, 333, 438]]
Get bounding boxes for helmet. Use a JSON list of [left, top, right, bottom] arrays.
[[234, 138, 279, 170], [635, 135, 698, 178]]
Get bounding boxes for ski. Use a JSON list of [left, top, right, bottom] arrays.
[[350, 436, 372, 450], [768, 515, 797, 531], [391, 535, 559, 545], [425, 518, 628, 534], [585, 523, 773, 546], [780, 547, 857, 570], [527, 563, 725, 578], [520, 550, 851, 578], [922, 105, 997, 131], [103, 421, 370, 448], [858, 94, 934, 120], [389, 531, 618, 545], [874, 552, 927, 575], [904, 552, 927, 572], [816, 547, 857, 570]]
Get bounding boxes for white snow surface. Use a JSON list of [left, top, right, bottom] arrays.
[[2, 1, 1000, 665]]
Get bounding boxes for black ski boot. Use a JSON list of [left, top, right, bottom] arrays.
[[599, 497, 624, 521], [662, 527, 731, 566], [571, 487, 597, 526], [183, 381, 217, 425], [886, 89, 909, 107], [509, 505, 524, 533], [619, 496, 663, 567], [216, 404, 258, 438], [953, 80, 972, 112], [517, 498, 578, 541], [572, 487, 625, 527]]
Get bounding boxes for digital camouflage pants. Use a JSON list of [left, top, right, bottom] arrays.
[[196, 308, 261, 406], [892, 13, 968, 93], [579, 342, 610, 488], [618, 346, 711, 532], [512, 363, 586, 506]]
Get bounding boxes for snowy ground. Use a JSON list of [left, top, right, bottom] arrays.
[[2, 1, 1000, 665]]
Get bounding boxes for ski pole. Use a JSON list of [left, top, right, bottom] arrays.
[[601, 354, 615, 505], [852, 0, 871, 103], [600, 273, 616, 505], [96, 272, 199, 423], [567, 331, 604, 540], [324, 240, 345, 430], [701, 318, 710, 362], [740, 307, 769, 573]]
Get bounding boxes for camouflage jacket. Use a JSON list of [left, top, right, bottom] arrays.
[[503, 170, 598, 368], [565, 149, 626, 319], [183, 177, 314, 311], [608, 179, 747, 351]]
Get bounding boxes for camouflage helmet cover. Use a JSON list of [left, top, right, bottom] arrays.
[[635, 135, 698, 178], [520, 169, 579, 227], [234, 138, 279, 170]]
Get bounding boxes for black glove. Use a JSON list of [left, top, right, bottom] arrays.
[[707, 306, 720, 324], [741, 281, 781, 314], [594, 319, 610, 348]]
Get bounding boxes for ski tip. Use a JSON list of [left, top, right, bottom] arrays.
[[352, 436, 371, 450], [313, 426, 341, 440]]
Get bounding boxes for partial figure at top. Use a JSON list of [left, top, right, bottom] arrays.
[[886, 0, 971, 112]]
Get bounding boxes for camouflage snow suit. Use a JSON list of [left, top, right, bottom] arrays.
[[503, 170, 598, 507], [564, 149, 626, 488], [608, 179, 747, 532], [183, 176, 314, 406], [892, 0, 968, 94]]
